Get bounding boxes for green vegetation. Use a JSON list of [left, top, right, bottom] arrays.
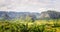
[[0, 18, 60, 32]]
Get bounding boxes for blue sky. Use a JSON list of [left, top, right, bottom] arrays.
[[0, 0, 60, 12]]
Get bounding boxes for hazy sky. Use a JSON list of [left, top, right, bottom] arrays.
[[0, 0, 60, 12]]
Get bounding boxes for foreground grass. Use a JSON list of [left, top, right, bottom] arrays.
[[0, 19, 60, 32]]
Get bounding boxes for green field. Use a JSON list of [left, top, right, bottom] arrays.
[[0, 19, 60, 32]]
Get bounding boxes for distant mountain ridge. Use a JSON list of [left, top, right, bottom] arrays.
[[40, 10, 60, 19], [0, 11, 40, 20], [0, 10, 60, 20]]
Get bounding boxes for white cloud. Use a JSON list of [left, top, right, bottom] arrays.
[[0, 0, 60, 12]]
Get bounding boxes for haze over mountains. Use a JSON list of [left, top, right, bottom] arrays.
[[0, 11, 40, 20], [0, 10, 60, 20]]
